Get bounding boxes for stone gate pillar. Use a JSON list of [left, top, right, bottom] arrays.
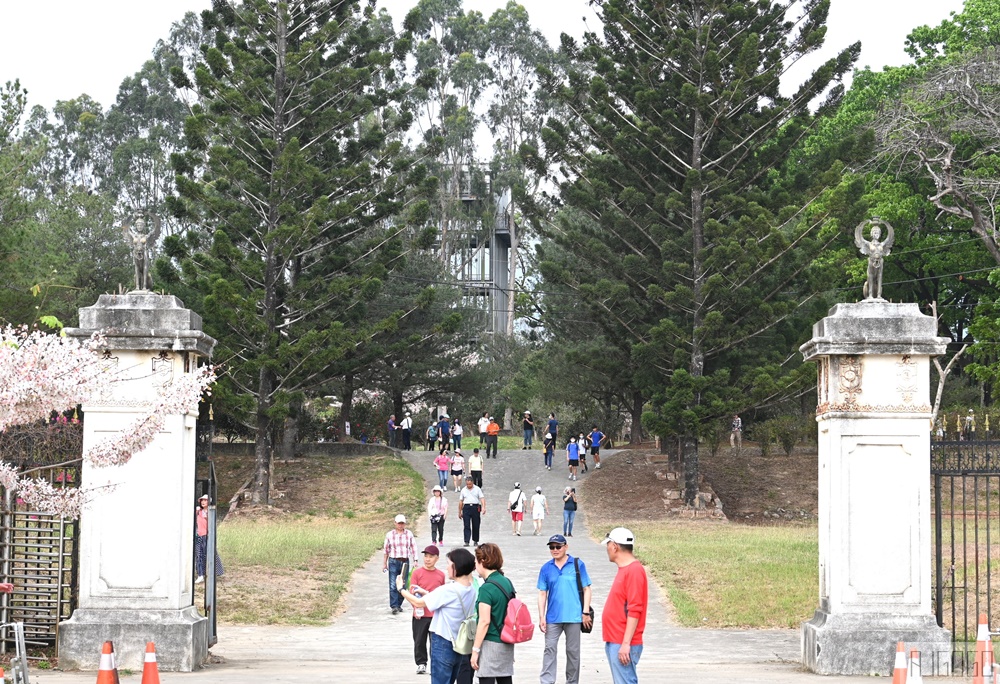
[[58, 294, 215, 671], [800, 301, 951, 675]]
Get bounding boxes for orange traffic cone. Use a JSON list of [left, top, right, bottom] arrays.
[[909, 648, 924, 684], [96, 641, 119, 684], [975, 613, 994, 684], [891, 641, 908, 684], [141, 641, 161, 684]]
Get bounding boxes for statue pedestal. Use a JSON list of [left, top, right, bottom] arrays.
[[800, 302, 951, 675], [59, 294, 214, 671]]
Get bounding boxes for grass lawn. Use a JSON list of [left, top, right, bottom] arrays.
[[215, 454, 424, 625], [618, 521, 818, 628]]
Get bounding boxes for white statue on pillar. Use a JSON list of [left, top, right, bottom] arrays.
[[854, 218, 895, 301]]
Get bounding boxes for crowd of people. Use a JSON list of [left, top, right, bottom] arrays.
[[377, 416, 645, 684], [385, 516, 648, 684]]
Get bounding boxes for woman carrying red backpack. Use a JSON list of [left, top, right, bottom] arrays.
[[471, 543, 530, 684]]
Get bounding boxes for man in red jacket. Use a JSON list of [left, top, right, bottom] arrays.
[[601, 527, 647, 684]]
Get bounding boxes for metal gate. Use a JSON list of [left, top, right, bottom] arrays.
[[0, 467, 79, 655], [932, 432, 1000, 671]]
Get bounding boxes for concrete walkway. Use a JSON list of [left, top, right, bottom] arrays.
[[32, 447, 933, 682]]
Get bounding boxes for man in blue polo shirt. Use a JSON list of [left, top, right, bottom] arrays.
[[537, 534, 592, 684]]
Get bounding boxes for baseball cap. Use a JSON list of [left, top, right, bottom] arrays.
[[602, 527, 635, 545], [514, 482, 520, 488], [535, 486, 542, 493], [394, 514, 407, 524], [547, 534, 567, 545], [422, 545, 440, 556], [199, 494, 209, 501]]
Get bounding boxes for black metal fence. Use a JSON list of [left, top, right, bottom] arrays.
[[932, 434, 1000, 672]]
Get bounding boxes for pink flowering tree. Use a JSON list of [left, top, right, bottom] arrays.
[[0, 326, 215, 517]]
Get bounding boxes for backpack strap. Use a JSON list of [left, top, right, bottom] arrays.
[[574, 557, 585, 610], [456, 585, 474, 619], [485, 574, 514, 600]]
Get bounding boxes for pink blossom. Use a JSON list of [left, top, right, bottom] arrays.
[[0, 327, 215, 518]]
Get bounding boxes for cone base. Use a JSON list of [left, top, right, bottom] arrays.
[[802, 609, 951, 676], [58, 607, 207, 672]]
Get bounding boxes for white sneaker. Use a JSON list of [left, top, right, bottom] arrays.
[[568, 474, 573, 479], [195, 576, 204, 584], [596, 463, 601, 469], [416, 664, 427, 675]]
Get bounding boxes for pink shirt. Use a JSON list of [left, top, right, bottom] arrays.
[[195, 507, 208, 536], [434, 454, 451, 471]]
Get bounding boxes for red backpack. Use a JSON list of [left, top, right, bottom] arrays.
[[486, 576, 534, 644]]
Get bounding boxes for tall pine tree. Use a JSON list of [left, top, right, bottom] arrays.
[[167, 0, 414, 503], [539, 0, 859, 501]]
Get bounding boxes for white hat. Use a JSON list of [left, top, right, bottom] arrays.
[[405, 411, 411, 416], [432, 485, 443, 493], [544, 433, 551, 439], [535, 486, 542, 493], [394, 514, 407, 524], [199, 494, 209, 501], [602, 527, 635, 546], [514, 482, 520, 488]]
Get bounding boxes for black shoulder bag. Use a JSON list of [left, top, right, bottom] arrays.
[[574, 557, 595, 633]]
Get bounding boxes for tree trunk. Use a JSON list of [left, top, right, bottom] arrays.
[[393, 389, 404, 424], [251, 368, 275, 505], [630, 390, 644, 444], [279, 410, 298, 461], [339, 375, 355, 443], [685, 103, 707, 505]]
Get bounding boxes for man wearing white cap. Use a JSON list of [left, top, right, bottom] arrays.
[[382, 514, 417, 614], [602, 527, 647, 684], [400, 411, 413, 450]]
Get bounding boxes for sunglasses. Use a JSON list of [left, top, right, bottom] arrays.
[[548, 544, 565, 550]]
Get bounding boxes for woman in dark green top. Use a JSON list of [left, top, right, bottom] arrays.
[[471, 543, 515, 683]]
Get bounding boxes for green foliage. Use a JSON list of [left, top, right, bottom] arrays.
[[168, 0, 416, 501], [538, 0, 857, 494]]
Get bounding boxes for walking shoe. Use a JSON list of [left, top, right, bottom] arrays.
[[464, 543, 470, 547], [596, 463, 601, 469], [417, 664, 427, 675], [195, 576, 204, 584]]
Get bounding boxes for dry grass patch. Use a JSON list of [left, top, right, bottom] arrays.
[[216, 454, 424, 624]]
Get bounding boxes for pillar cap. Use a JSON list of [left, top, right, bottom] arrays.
[[800, 301, 949, 361], [65, 293, 215, 357]]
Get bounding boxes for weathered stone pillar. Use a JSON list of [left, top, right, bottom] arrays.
[[59, 294, 215, 671], [800, 301, 951, 675]]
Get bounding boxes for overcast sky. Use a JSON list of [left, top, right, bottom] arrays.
[[0, 0, 964, 113]]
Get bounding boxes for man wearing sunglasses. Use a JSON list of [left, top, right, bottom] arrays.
[[536, 534, 592, 684]]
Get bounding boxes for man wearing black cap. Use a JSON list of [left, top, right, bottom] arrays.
[[409, 545, 446, 675], [537, 534, 592, 684], [602, 527, 647, 684]]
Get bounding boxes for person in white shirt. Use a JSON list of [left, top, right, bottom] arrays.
[[530, 486, 549, 536], [478, 412, 490, 446], [508, 483, 526, 536], [452, 418, 464, 450], [400, 411, 413, 450]]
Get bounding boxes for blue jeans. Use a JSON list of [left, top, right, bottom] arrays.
[[438, 470, 448, 489], [605, 643, 642, 684], [453, 435, 462, 449], [563, 510, 576, 536], [387, 558, 405, 610], [544, 447, 553, 468], [524, 429, 534, 447], [431, 632, 465, 684]]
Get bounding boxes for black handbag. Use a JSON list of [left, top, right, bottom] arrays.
[[574, 557, 595, 633]]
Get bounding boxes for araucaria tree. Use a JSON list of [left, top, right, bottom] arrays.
[[167, 0, 413, 503], [539, 0, 859, 502]]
